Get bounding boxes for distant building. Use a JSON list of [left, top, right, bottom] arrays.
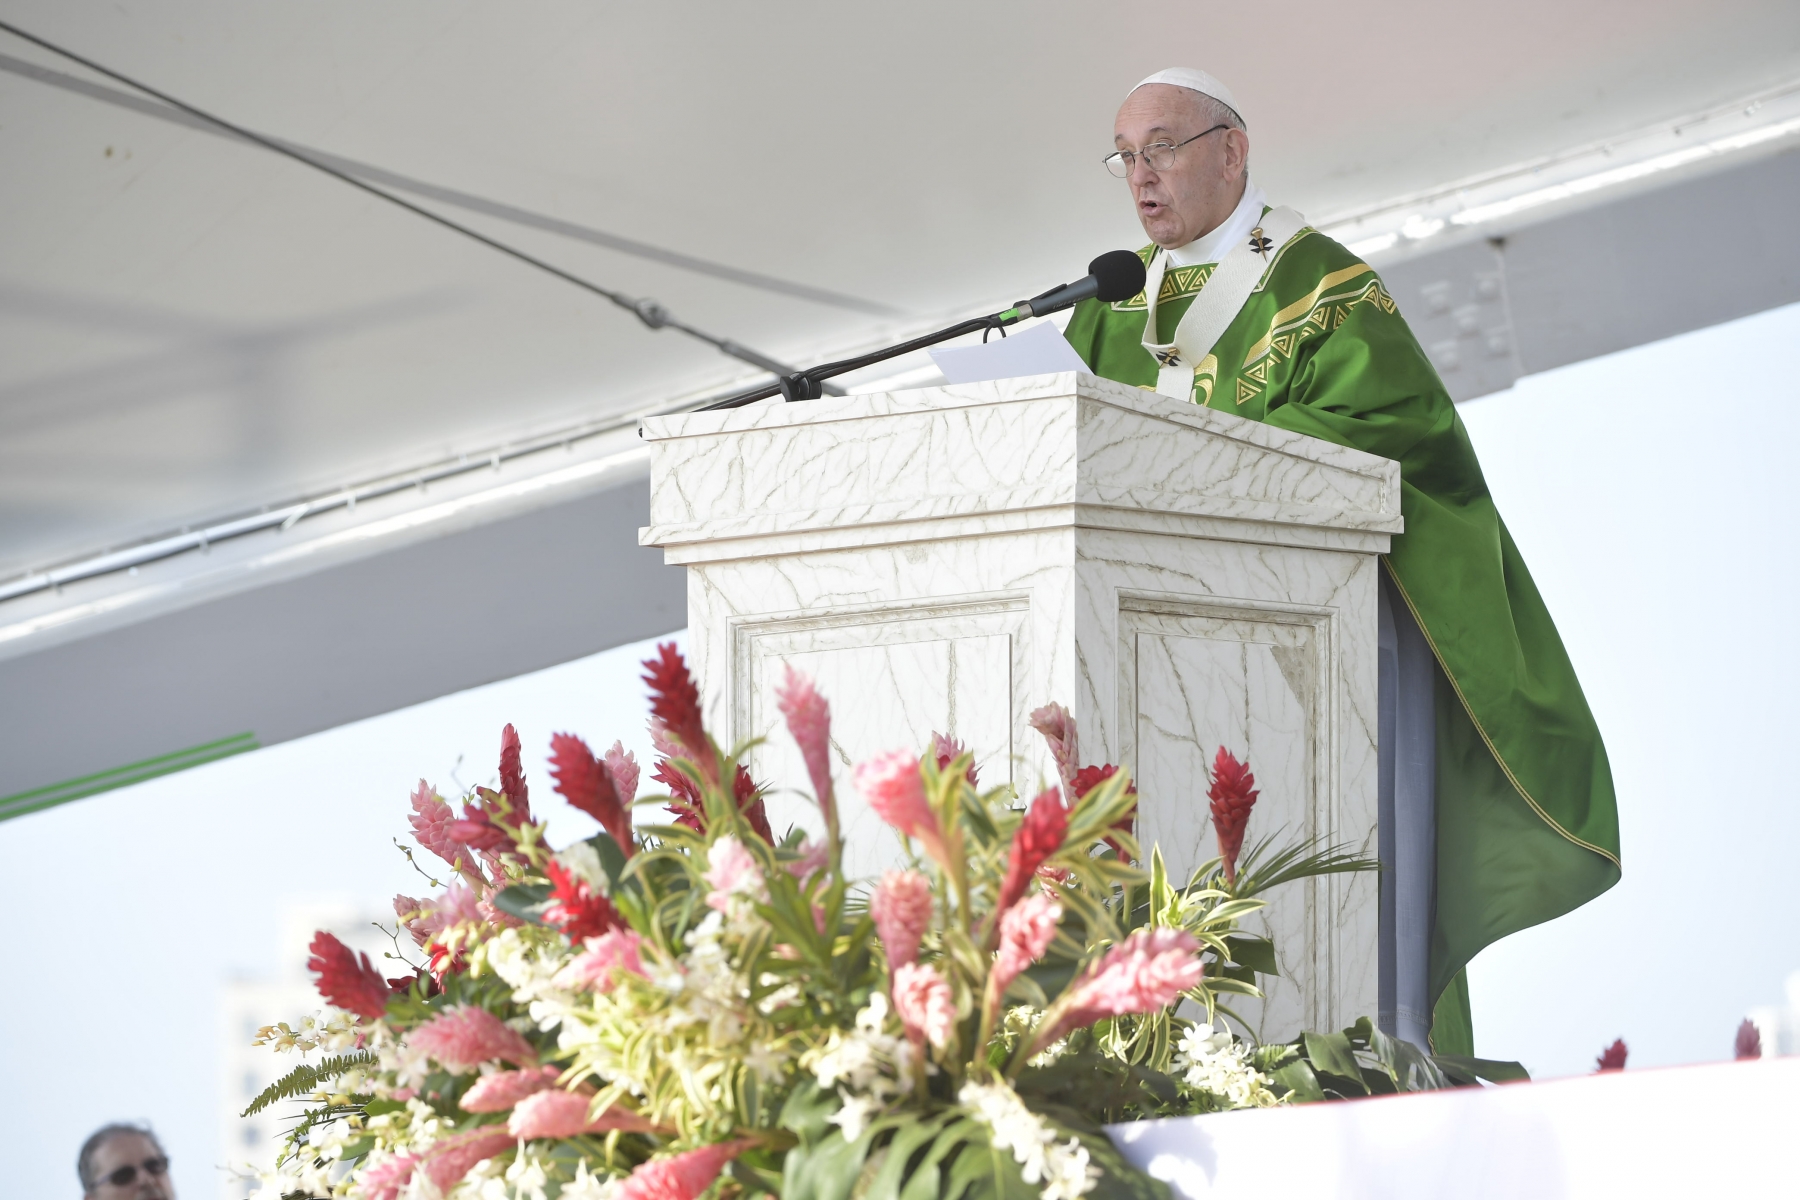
[[1745, 970, 1800, 1059], [218, 901, 403, 1200]]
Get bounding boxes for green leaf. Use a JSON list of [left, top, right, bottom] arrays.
[[585, 830, 631, 889], [240, 1052, 375, 1118], [1271, 1058, 1326, 1102], [1302, 1030, 1366, 1093], [1434, 1054, 1531, 1085], [492, 882, 552, 924], [1221, 935, 1278, 977]]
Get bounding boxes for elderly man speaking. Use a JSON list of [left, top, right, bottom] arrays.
[[1066, 69, 1621, 1055]]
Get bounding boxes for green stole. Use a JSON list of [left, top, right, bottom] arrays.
[[1064, 224, 1622, 1054]]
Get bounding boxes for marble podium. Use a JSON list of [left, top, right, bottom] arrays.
[[639, 372, 1401, 1039]]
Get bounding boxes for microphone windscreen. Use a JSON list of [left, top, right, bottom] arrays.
[[1088, 250, 1149, 303]]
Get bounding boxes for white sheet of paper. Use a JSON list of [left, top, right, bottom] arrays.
[[927, 320, 1088, 384]]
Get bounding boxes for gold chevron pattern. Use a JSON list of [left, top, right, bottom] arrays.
[[1225, 273, 1396, 406], [1112, 262, 1217, 311]]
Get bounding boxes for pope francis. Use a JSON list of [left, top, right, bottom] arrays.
[[1065, 69, 1622, 1055]]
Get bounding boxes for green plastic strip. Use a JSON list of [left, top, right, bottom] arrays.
[[0, 732, 260, 822]]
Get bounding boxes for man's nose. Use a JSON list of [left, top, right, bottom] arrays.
[[1126, 154, 1160, 184]]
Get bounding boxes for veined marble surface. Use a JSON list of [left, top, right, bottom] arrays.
[[641, 374, 1389, 1039]]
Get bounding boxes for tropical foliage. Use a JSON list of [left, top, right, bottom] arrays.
[[246, 643, 1511, 1200]]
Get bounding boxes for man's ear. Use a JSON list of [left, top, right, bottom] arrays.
[[1224, 129, 1250, 180]]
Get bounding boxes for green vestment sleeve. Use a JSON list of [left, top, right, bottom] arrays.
[[1065, 230, 1622, 1053]]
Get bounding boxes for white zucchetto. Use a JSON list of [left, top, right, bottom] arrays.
[[1128, 68, 1245, 127]]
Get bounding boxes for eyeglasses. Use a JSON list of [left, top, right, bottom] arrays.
[[1103, 124, 1230, 178], [94, 1156, 170, 1189]]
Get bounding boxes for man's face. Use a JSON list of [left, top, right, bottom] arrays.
[[87, 1133, 174, 1200], [1113, 84, 1250, 249]]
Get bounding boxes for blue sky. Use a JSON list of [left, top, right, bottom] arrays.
[[3, 301, 1797, 1200]]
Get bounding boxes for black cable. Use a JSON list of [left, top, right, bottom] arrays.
[[0, 18, 843, 393]]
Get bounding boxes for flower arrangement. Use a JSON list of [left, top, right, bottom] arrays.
[[246, 643, 1514, 1200]]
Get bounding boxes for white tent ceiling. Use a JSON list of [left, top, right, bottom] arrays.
[[5, 0, 1800, 582]]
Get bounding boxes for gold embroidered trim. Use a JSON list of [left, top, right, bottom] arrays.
[[1382, 560, 1623, 870], [1113, 261, 1217, 311], [1243, 263, 1378, 364]]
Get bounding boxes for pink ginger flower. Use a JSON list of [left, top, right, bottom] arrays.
[[460, 1065, 562, 1113], [993, 893, 1062, 998], [409, 780, 478, 878], [855, 750, 946, 863], [786, 838, 831, 881], [1028, 703, 1079, 789], [358, 1151, 419, 1200], [704, 834, 767, 912], [870, 870, 933, 968], [616, 1140, 759, 1200], [435, 880, 488, 928], [421, 1127, 515, 1194], [929, 732, 979, 786], [394, 895, 431, 947], [605, 740, 641, 806], [407, 1005, 537, 1073], [893, 962, 955, 1051], [556, 928, 647, 992], [1032, 928, 1201, 1054], [619, 1144, 759, 1200], [776, 665, 836, 826], [508, 1088, 658, 1138]]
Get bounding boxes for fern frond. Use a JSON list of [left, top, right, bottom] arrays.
[[241, 1051, 376, 1117]]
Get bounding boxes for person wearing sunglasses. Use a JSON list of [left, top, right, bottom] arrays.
[[78, 1124, 174, 1200], [1063, 68, 1621, 1062]]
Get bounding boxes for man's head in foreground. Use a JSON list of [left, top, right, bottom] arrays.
[[1113, 70, 1250, 249], [79, 1124, 173, 1200]]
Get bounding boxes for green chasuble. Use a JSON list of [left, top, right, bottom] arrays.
[[1065, 224, 1622, 1053]]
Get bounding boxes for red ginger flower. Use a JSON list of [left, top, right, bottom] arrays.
[[498, 723, 531, 817], [1029, 702, 1079, 789], [1595, 1038, 1628, 1072], [306, 931, 399, 1021], [543, 858, 625, 941], [616, 1140, 759, 1200], [776, 665, 836, 826], [643, 643, 712, 774], [998, 788, 1068, 913], [1207, 747, 1259, 884], [550, 732, 634, 855], [856, 749, 947, 863], [870, 869, 933, 968], [421, 1128, 515, 1195], [407, 1004, 537, 1072], [1736, 1019, 1763, 1060], [661, 760, 772, 842], [460, 1065, 562, 1113], [1072, 763, 1138, 859]]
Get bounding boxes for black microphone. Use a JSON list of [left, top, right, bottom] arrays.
[[1004, 250, 1148, 321], [698, 250, 1148, 409]]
